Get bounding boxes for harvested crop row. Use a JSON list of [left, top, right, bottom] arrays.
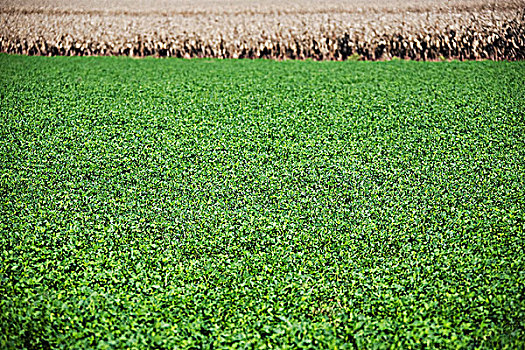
[[1, 0, 524, 60]]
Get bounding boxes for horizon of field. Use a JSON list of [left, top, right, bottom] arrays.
[[1, 0, 524, 60]]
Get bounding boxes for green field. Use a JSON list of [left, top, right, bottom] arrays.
[[1, 55, 524, 349]]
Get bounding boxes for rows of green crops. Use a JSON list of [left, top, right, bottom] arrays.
[[1, 55, 524, 348]]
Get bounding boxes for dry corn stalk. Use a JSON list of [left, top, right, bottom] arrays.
[[1, 0, 524, 60]]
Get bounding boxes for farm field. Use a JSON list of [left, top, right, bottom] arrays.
[[1, 0, 524, 60], [1, 54, 525, 348]]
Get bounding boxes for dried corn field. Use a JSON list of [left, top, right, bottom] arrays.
[[1, 0, 524, 60]]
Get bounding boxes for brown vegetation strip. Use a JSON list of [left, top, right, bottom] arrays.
[[1, 0, 524, 60]]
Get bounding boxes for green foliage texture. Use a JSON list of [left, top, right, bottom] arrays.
[[0, 55, 524, 349]]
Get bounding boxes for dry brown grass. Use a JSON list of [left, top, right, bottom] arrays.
[[1, 0, 524, 60]]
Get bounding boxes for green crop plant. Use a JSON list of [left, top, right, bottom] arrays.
[[0, 55, 524, 349]]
